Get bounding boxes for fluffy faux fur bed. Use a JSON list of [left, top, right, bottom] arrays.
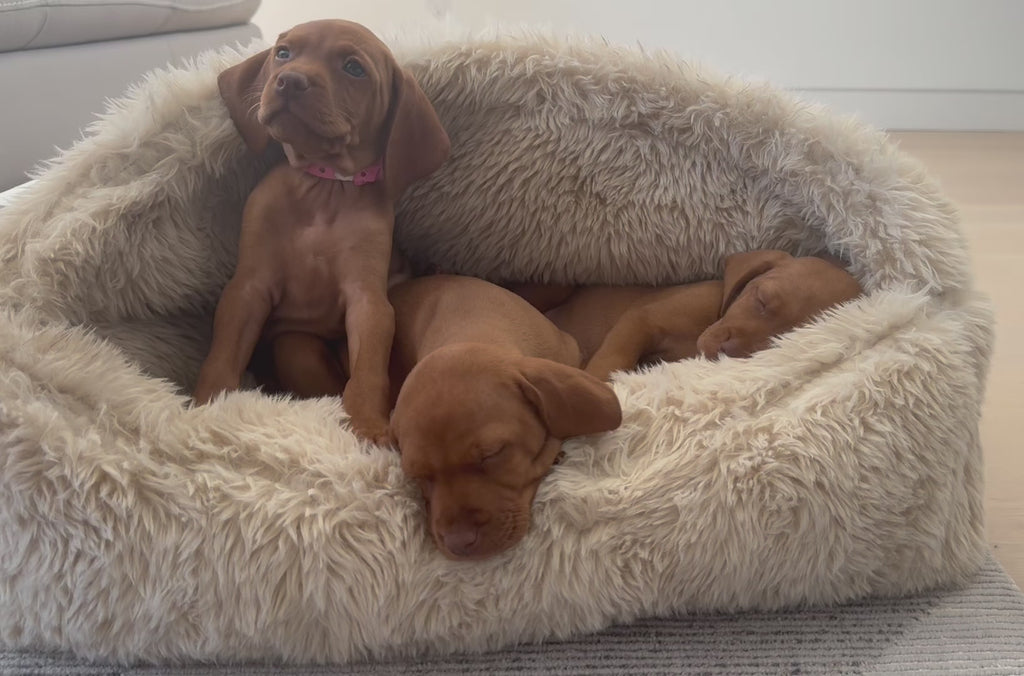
[[0, 31, 993, 664]]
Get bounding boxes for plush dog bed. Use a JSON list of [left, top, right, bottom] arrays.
[[0, 32, 993, 664]]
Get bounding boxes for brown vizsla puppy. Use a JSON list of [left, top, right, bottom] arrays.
[[516, 250, 863, 380], [696, 250, 863, 359], [192, 20, 449, 442], [540, 281, 723, 380], [387, 275, 622, 561]]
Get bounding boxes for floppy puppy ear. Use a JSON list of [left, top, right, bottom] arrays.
[[217, 49, 273, 154], [382, 67, 450, 200], [517, 358, 622, 440], [719, 249, 793, 315]]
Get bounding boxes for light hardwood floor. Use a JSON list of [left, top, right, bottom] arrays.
[[888, 132, 1024, 586]]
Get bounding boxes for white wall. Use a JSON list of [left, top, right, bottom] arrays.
[[252, 0, 1024, 130]]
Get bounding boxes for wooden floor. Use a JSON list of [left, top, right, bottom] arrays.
[[888, 132, 1024, 585]]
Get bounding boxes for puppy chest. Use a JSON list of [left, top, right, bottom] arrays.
[[261, 248, 349, 333]]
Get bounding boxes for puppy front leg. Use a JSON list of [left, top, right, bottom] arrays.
[[193, 278, 274, 404], [584, 310, 657, 381], [341, 292, 395, 443]]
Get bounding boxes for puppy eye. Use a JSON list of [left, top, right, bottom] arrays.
[[343, 58, 367, 78], [480, 446, 507, 466], [755, 289, 772, 314], [275, 46, 291, 60]]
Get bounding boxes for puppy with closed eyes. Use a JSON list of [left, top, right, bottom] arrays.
[[387, 275, 623, 561], [514, 250, 863, 380]]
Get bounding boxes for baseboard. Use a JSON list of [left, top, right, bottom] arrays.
[[793, 89, 1024, 132]]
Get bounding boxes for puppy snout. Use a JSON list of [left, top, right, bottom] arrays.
[[718, 338, 744, 358], [441, 524, 480, 558], [698, 328, 747, 359], [697, 330, 726, 360], [275, 71, 310, 97]]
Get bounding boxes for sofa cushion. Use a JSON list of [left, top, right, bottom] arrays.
[[0, 0, 259, 52], [0, 23, 260, 191]]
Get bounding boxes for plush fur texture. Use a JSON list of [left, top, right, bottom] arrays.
[[0, 32, 993, 664]]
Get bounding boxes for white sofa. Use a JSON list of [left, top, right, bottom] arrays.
[[0, 0, 261, 192]]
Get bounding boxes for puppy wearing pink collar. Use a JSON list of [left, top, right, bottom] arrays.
[[193, 20, 449, 443]]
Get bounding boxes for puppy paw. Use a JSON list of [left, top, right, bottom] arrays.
[[342, 383, 393, 445], [191, 382, 229, 406], [348, 416, 393, 446], [192, 362, 243, 406]]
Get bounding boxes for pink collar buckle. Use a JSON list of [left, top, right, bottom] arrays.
[[353, 162, 383, 186]]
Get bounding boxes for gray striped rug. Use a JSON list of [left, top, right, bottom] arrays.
[[5, 553, 1024, 675]]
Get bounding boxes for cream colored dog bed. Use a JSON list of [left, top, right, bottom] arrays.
[[0, 33, 993, 664]]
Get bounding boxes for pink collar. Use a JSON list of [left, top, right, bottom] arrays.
[[304, 161, 383, 186]]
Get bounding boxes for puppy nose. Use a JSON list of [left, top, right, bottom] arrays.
[[275, 71, 309, 97], [719, 338, 746, 358], [442, 525, 480, 558], [697, 331, 726, 360]]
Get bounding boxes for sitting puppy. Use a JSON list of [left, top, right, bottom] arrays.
[[389, 275, 622, 561], [192, 20, 449, 442], [516, 250, 863, 380]]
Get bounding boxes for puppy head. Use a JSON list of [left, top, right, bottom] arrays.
[[391, 345, 621, 561], [217, 19, 449, 195], [696, 250, 863, 359]]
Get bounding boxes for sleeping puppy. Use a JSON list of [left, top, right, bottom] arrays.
[[514, 250, 863, 380], [539, 280, 723, 380], [695, 250, 863, 359], [388, 275, 622, 561], [256, 274, 621, 560]]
